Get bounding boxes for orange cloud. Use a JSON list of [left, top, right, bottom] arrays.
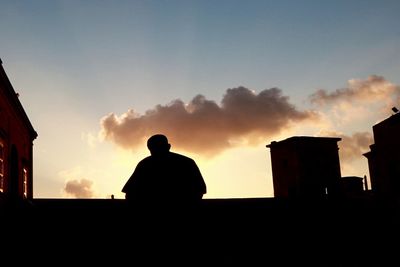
[[318, 131, 373, 162], [100, 87, 319, 156], [338, 132, 373, 162], [310, 75, 400, 108], [64, 179, 95, 198]]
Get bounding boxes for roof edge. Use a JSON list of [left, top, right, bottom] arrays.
[[266, 136, 341, 148], [0, 59, 37, 140]]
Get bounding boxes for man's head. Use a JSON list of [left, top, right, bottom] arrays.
[[147, 134, 171, 156]]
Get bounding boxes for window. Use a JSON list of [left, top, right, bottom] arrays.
[[0, 141, 4, 192], [23, 167, 28, 198]]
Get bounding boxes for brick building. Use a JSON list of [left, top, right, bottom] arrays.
[[0, 58, 37, 203], [364, 111, 400, 200], [266, 136, 342, 199]]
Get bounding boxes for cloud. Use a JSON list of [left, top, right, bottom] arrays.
[[310, 75, 400, 109], [100, 87, 319, 156], [339, 132, 373, 161], [81, 132, 99, 148], [64, 179, 95, 198], [319, 131, 373, 162]]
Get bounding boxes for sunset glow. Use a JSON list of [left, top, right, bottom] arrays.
[[1, 1, 399, 199]]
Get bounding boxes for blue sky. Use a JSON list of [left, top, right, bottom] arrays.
[[1, 0, 400, 198]]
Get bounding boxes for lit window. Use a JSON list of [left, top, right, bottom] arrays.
[[23, 167, 28, 198], [0, 141, 4, 193]]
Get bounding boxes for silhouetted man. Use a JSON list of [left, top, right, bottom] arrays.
[[122, 134, 207, 207]]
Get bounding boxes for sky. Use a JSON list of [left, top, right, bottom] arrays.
[[1, 0, 400, 199]]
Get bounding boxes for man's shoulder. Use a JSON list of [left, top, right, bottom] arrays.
[[169, 152, 194, 162], [137, 156, 153, 165]]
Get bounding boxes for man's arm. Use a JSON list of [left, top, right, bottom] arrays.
[[190, 159, 207, 197], [121, 162, 144, 199]]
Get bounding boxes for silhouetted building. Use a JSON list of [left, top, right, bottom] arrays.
[[363, 112, 400, 200], [339, 176, 364, 198], [0, 58, 37, 204], [267, 136, 342, 199]]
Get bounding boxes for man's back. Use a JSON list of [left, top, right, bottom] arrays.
[[123, 153, 206, 205]]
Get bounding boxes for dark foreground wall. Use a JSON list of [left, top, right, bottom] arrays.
[[1, 198, 399, 266]]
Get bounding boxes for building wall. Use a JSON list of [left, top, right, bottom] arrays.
[[339, 176, 364, 198], [365, 113, 400, 200], [268, 142, 299, 198], [267, 137, 341, 199], [0, 62, 35, 201]]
